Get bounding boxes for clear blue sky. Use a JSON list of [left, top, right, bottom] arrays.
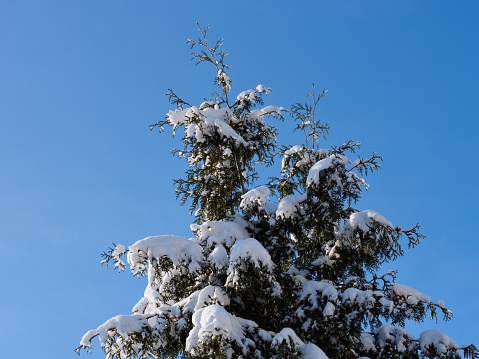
[[1, 1, 478, 358]]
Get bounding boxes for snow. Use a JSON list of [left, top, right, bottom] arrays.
[[282, 145, 312, 170], [108, 244, 126, 271], [300, 343, 329, 359], [311, 255, 335, 267], [226, 238, 278, 292], [359, 332, 377, 353], [228, 238, 274, 272], [194, 285, 230, 311], [248, 105, 284, 123], [191, 219, 249, 248], [127, 235, 203, 275], [176, 290, 202, 314], [378, 296, 394, 314], [299, 280, 339, 309], [217, 70, 232, 91], [375, 324, 413, 352], [342, 288, 375, 308], [167, 109, 189, 127], [237, 89, 257, 102], [260, 105, 283, 114], [257, 329, 274, 343], [272, 329, 329, 359], [419, 330, 458, 356], [186, 304, 257, 356], [337, 210, 393, 236], [276, 193, 307, 219], [204, 109, 247, 145], [349, 210, 393, 231], [262, 201, 279, 217], [272, 328, 304, 350], [199, 101, 215, 109], [300, 281, 403, 319], [255, 84, 271, 94], [240, 186, 271, 211], [322, 301, 335, 317], [208, 243, 229, 269], [389, 283, 431, 305], [132, 296, 148, 314], [79, 330, 99, 349], [288, 266, 308, 285], [306, 154, 349, 186], [284, 145, 303, 158], [80, 314, 148, 348], [167, 106, 248, 145]]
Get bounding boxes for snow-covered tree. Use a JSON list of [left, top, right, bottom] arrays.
[[77, 25, 477, 359]]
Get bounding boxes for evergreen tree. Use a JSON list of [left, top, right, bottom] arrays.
[[77, 25, 478, 359]]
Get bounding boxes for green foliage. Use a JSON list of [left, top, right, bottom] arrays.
[[80, 24, 478, 359]]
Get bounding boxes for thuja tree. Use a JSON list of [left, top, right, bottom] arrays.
[[77, 25, 478, 359]]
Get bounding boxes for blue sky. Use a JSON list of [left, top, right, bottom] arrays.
[[1, 1, 478, 358]]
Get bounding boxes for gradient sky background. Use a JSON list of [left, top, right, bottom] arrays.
[[1, 1, 478, 358]]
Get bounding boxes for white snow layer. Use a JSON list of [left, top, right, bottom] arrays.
[[217, 70, 232, 91], [194, 285, 230, 311], [306, 154, 349, 186], [203, 108, 247, 145], [127, 235, 203, 275], [272, 328, 329, 359], [80, 314, 148, 348], [167, 107, 247, 145], [255, 84, 272, 94], [284, 145, 304, 157], [240, 186, 271, 211], [299, 281, 339, 308], [226, 238, 280, 294], [419, 330, 458, 355], [359, 332, 376, 352], [337, 210, 393, 236], [228, 238, 273, 272], [282, 145, 312, 170], [237, 89, 258, 102], [186, 304, 257, 356], [276, 193, 307, 219], [389, 283, 431, 305], [208, 243, 229, 270], [236, 85, 272, 102], [249, 105, 284, 123], [109, 244, 126, 270], [300, 343, 329, 359], [349, 210, 393, 231], [299, 281, 400, 319], [167, 98, 281, 146], [191, 219, 249, 248], [374, 325, 413, 352], [272, 328, 304, 350]]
